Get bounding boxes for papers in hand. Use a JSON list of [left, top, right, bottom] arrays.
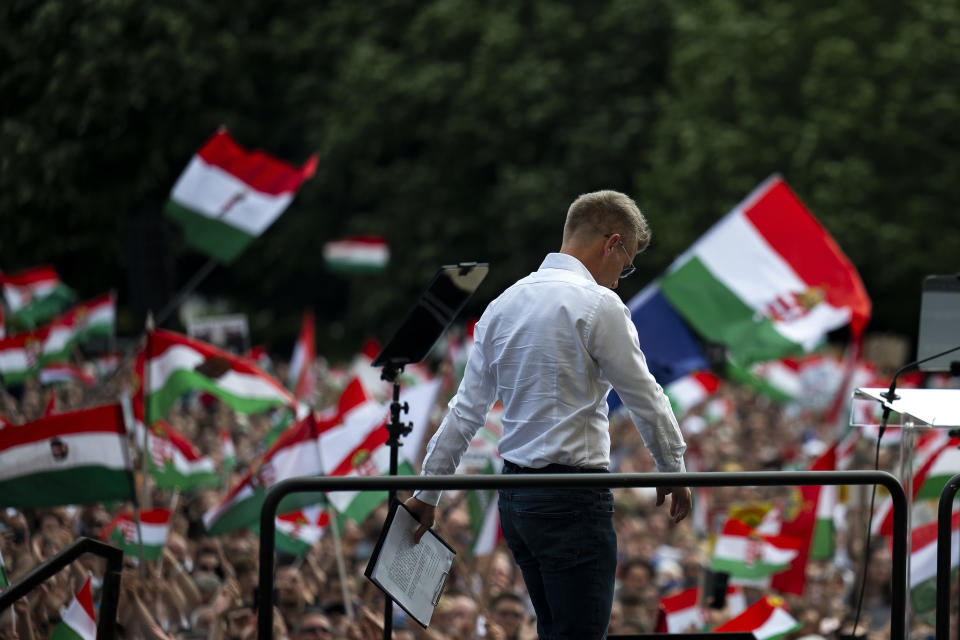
[[364, 502, 456, 628]]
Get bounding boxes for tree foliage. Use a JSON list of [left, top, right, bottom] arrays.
[[1, 0, 957, 356]]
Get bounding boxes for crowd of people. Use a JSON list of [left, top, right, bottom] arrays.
[[0, 340, 955, 640]]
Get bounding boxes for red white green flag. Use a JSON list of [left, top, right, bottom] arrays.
[[166, 129, 317, 263], [0, 332, 45, 385], [656, 587, 704, 632], [40, 363, 96, 388], [323, 235, 390, 273], [289, 308, 317, 402], [710, 518, 802, 579], [270, 507, 330, 557], [50, 575, 96, 640], [319, 378, 440, 524], [664, 370, 720, 416], [660, 176, 871, 364], [140, 329, 295, 421], [905, 509, 960, 612], [0, 404, 133, 508], [101, 508, 171, 561], [135, 414, 219, 491], [203, 410, 335, 536], [60, 293, 116, 343], [712, 595, 800, 639], [0, 265, 76, 328]]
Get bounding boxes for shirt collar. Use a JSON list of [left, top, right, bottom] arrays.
[[538, 252, 597, 284]]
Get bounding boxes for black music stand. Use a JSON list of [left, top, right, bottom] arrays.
[[372, 262, 488, 637]]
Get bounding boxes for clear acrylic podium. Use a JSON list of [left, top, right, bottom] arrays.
[[852, 387, 960, 628]]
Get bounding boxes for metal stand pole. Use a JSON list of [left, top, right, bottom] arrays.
[[381, 365, 411, 640]]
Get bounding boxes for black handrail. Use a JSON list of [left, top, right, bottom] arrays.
[[256, 471, 907, 640], [0, 536, 123, 640], [935, 472, 960, 638]]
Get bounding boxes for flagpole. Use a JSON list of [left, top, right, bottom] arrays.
[[142, 314, 154, 511], [154, 258, 218, 327], [326, 506, 355, 622], [156, 490, 180, 578], [117, 399, 147, 577]]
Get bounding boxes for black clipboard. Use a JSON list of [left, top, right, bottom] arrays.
[[364, 501, 457, 628]]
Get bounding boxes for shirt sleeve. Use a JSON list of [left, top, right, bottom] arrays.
[[587, 294, 687, 474], [415, 324, 497, 505]]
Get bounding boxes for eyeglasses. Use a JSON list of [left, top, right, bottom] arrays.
[[604, 234, 636, 279]]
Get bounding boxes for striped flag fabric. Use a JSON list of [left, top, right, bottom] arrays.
[[165, 129, 317, 263], [203, 410, 335, 535], [61, 293, 116, 343], [906, 509, 960, 612], [917, 439, 960, 500], [101, 508, 171, 561], [0, 265, 76, 328], [656, 587, 703, 632], [271, 507, 329, 556], [319, 379, 440, 524], [712, 595, 800, 639], [50, 575, 96, 640], [322, 235, 390, 273], [0, 331, 45, 385], [221, 428, 236, 472], [665, 370, 721, 417], [660, 176, 871, 364], [137, 416, 219, 491], [710, 519, 801, 579], [140, 329, 295, 421], [40, 363, 96, 388], [0, 405, 133, 508], [289, 308, 317, 402]]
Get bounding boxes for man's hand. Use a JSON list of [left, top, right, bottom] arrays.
[[656, 486, 692, 523], [403, 496, 437, 543]]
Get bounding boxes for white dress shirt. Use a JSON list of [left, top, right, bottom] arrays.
[[416, 253, 687, 505]]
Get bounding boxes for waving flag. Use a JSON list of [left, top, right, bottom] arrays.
[[0, 332, 44, 385], [0, 405, 132, 508], [166, 129, 317, 263], [137, 417, 219, 491], [0, 265, 76, 328], [50, 575, 96, 640], [710, 519, 802, 579], [665, 371, 721, 417], [61, 293, 116, 343], [656, 587, 703, 632], [140, 329, 295, 421], [660, 176, 870, 364], [323, 235, 390, 273], [101, 508, 171, 561], [906, 509, 960, 612], [40, 363, 96, 388], [289, 309, 317, 402], [712, 595, 800, 639]]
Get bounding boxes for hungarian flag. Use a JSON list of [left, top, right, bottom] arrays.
[[464, 460, 501, 557], [322, 235, 390, 273], [656, 587, 703, 632], [137, 417, 219, 491], [0, 265, 76, 328], [917, 438, 960, 500], [165, 129, 317, 263], [0, 405, 133, 508], [60, 293, 116, 343], [139, 329, 295, 421], [905, 509, 960, 612], [268, 507, 330, 556], [319, 378, 440, 524], [203, 410, 334, 535], [770, 443, 837, 593], [660, 176, 871, 364], [710, 518, 801, 579], [665, 371, 721, 417], [726, 358, 803, 404], [712, 595, 800, 639], [0, 331, 45, 385], [101, 508, 171, 561], [40, 363, 96, 388], [50, 575, 96, 640], [289, 308, 317, 401]]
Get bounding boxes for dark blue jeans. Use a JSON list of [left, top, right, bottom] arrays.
[[498, 463, 617, 639]]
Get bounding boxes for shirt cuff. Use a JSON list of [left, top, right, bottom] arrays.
[[413, 488, 441, 506]]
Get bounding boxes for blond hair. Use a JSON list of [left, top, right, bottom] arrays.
[[563, 190, 651, 252]]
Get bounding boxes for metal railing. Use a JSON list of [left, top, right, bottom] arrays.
[[0, 536, 123, 640], [935, 472, 960, 638], [256, 471, 908, 640]]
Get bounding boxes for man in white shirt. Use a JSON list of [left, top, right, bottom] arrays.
[[405, 190, 691, 639]]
